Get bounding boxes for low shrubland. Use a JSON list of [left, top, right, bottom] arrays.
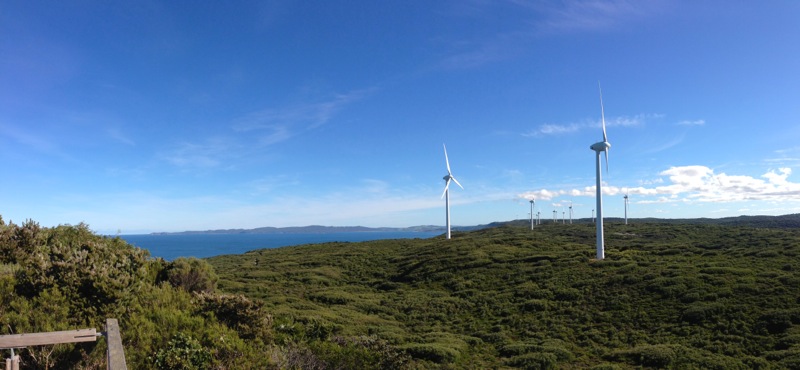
[[2, 214, 800, 368]]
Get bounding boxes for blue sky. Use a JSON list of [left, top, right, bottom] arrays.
[[2, 1, 800, 234]]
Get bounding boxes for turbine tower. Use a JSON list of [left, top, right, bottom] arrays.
[[569, 202, 573, 225], [441, 144, 463, 240], [624, 191, 629, 225], [590, 83, 611, 260], [529, 199, 535, 230]]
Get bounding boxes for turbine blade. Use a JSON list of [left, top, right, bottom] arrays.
[[599, 82, 608, 143], [452, 176, 464, 190], [441, 179, 451, 199], [443, 143, 452, 174]]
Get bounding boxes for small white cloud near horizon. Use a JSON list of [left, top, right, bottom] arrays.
[[518, 165, 800, 206]]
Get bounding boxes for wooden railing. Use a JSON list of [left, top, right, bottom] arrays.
[[0, 318, 127, 370]]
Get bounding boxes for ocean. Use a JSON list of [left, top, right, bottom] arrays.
[[119, 231, 441, 261]]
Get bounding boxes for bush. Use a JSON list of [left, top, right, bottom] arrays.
[[608, 344, 677, 367], [401, 343, 459, 363], [151, 333, 212, 370], [13, 224, 150, 318], [194, 292, 272, 340], [162, 257, 218, 293], [507, 352, 558, 369]]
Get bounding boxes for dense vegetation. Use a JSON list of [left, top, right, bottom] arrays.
[[2, 214, 800, 368], [209, 220, 800, 369], [0, 218, 274, 369]]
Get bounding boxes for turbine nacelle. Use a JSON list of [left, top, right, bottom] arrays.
[[590, 141, 611, 152]]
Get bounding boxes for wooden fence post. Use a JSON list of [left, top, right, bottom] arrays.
[[105, 319, 127, 370]]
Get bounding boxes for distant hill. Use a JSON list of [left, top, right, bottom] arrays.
[[154, 214, 800, 235], [153, 225, 429, 235], [152, 224, 486, 235]]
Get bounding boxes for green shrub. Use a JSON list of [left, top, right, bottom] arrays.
[[151, 333, 212, 370], [193, 292, 272, 340], [401, 343, 459, 363], [13, 224, 150, 318], [507, 352, 558, 369], [757, 310, 794, 334], [161, 257, 218, 294], [608, 344, 677, 367]]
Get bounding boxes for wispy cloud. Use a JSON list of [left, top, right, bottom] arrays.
[[0, 123, 58, 153], [232, 89, 373, 144], [162, 89, 373, 169], [105, 127, 136, 146], [523, 114, 656, 137], [677, 119, 705, 126], [643, 133, 685, 154], [160, 138, 239, 169], [530, 0, 668, 34]]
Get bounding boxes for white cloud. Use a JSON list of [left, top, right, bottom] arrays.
[[677, 119, 705, 126], [518, 165, 800, 205]]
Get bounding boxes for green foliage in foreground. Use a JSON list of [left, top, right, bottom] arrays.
[[209, 222, 800, 368], [1, 218, 401, 369]]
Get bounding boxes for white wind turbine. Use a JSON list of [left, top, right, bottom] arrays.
[[624, 190, 629, 225], [590, 83, 611, 260], [441, 144, 463, 240], [529, 199, 535, 231], [569, 201, 573, 225]]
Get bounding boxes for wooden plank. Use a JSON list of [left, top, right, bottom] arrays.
[[0, 329, 96, 348], [105, 319, 127, 370]]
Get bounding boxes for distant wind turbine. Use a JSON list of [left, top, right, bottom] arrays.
[[624, 190, 629, 225], [441, 144, 463, 240], [569, 202, 573, 225], [537, 211, 541, 225], [590, 83, 611, 260], [529, 199, 535, 231], [553, 210, 557, 223]]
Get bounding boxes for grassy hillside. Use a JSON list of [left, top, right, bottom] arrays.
[[209, 222, 800, 368]]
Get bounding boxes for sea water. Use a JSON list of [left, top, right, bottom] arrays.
[[120, 231, 441, 261]]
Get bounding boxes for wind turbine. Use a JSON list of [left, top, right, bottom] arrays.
[[592, 209, 595, 223], [590, 83, 611, 260], [441, 144, 463, 240], [529, 199, 535, 231], [537, 211, 541, 225], [569, 202, 573, 225], [624, 190, 629, 225], [553, 210, 557, 223]]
